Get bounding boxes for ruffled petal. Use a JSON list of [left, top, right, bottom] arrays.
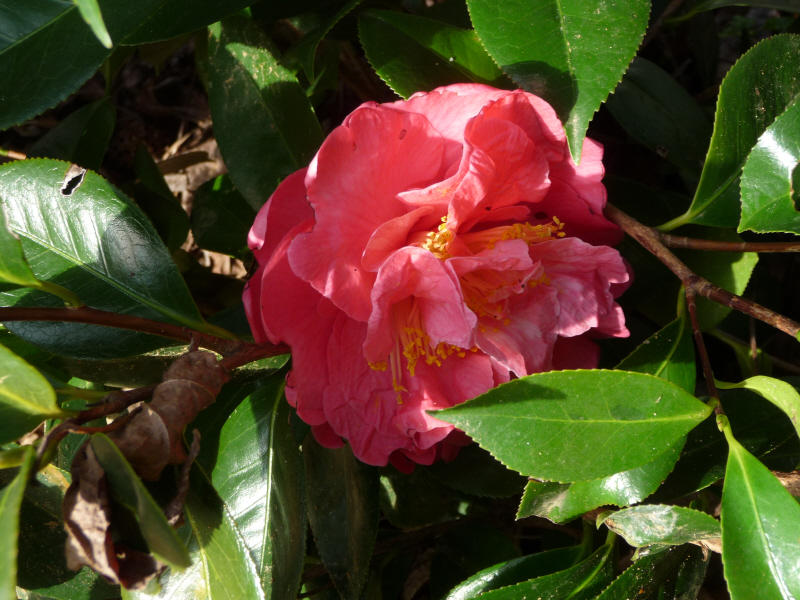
[[248, 168, 311, 260]]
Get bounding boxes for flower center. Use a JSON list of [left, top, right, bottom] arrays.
[[421, 216, 453, 259]]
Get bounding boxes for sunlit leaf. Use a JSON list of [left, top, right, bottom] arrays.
[[0, 445, 33, 600], [72, 0, 111, 48], [600, 504, 720, 548]]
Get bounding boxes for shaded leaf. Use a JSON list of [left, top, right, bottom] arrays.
[[0, 344, 65, 445], [205, 17, 322, 211], [721, 424, 800, 599], [664, 34, 800, 229], [428, 443, 526, 498], [435, 370, 711, 481], [444, 545, 583, 600], [600, 505, 720, 548], [739, 95, 800, 234], [73, 0, 111, 48], [0, 445, 33, 600], [358, 9, 508, 98], [304, 437, 379, 600], [190, 175, 255, 257], [717, 375, 800, 442], [517, 440, 683, 524], [294, 0, 362, 81], [0, 159, 210, 358], [475, 543, 613, 600], [606, 57, 712, 177], [466, 0, 649, 158], [676, 0, 800, 20], [90, 434, 190, 569], [28, 98, 116, 171]]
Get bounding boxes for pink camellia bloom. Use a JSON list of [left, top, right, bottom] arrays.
[[243, 83, 629, 470]]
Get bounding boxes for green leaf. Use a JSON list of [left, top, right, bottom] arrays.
[[435, 370, 711, 482], [517, 440, 683, 523], [0, 447, 28, 469], [28, 98, 116, 171], [73, 0, 111, 48], [663, 34, 800, 229], [605, 57, 712, 177], [0, 344, 65, 445], [358, 9, 508, 99], [615, 316, 696, 393], [444, 546, 583, 600], [428, 443, 526, 498], [466, 0, 649, 159], [600, 505, 720, 548], [90, 433, 191, 569], [190, 175, 256, 257], [717, 376, 800, 442], [0, 159, 209, 358], [192, 375, 306, 598], [0, 445, 33, 600], [475, 543, 613, 600], [205, 17, 323, 211], [594, 545, 705, 600], [294, 0, 362, 81], [676, 0, 800, 21], [721, 424, 800, 599], [304, 438, 379, 600], [125, 468, 266, 600], [739, 95, 800, 234]]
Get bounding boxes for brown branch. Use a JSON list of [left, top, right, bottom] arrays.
[[660, 234, 800, 253], [605, 204, 800, 340], [685, 288, 720, 409]]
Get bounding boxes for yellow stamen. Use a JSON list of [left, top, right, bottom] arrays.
[[421, 216, 453, 259]]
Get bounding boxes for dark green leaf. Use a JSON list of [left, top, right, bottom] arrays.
[[615, 316, 696, 393], [0, 159, 212, 358], [0, 344, 66, 445], [428, 443, 526, 498], [304, 437, 379, 600], [205, 17, 322, 211], [190, 175, 256, 257], [663, 34, 800, 229], [721, 424, 800, 599], [739, 95, 800, 234], [0, 445, 33, 600], [444, 546, 583, 600], [28, 98, 116, 171], [90, 433, 191, 569], [0, 447, 27, 469], [435, 370, 711, 481], [717, 376, 800, 442], [475, 543, 613, 600], [594, 545, 703, 600], [125, 469, 266, 600], [379, 468, 462, 529], [358, 9, 508, 99], [517, 440, 683, 523], [605, 57, 712, 177], [467, 0, 649, 158], [73, 0, 111, 48], [676, 0, 800, 21], [600, 505, 720, 548], [192, 375, 306, 598], [294, 0, 362, 81]]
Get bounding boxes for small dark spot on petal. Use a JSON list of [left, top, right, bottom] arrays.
[[484, 205, 492, 211], [534, 211, 548, 220], [398, 128, 407, 140]]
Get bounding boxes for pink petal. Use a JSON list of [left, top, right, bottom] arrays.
[[248, 168, 311, 259]]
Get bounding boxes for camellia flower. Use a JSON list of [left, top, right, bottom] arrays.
[[243, 84, 629, 470]]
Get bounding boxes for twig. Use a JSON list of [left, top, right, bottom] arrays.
[[604, 204, 800, 341], [685, 288, 720, 409], [660, 234, 800, 253]]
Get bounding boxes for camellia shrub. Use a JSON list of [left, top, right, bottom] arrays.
[[1, 1, 799, 599]]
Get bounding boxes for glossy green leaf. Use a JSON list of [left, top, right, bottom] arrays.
[[0, 447, 27, 469], [358, 9, 508, 99], [90, 433, 190, 569], [0, 159, 210, 358], [73, 0, 111, 48], [205, 17, 323, 211], [304, 438, 379, 600], [125, 469, 266, 600], [517, 440, 683, 523], [740, 95, 800, 234], [0, 207, 50, 290], [28, 98, 116, 171], [663, 34, 800, 229], [0, 344, 65, 445], [717, 376, 800, 442], [436, 370, 711, 482], [475, 544, 613, 600], [191, 175, 256, 257], [444, 546, 583, 600], [192, 375, 306, 598], [721, 424, 800, 599], [600, 505, 720, 548], [467, 0, 649, 158], [0, 445, 33, 600], [605, 57, 712, 176], [594, 545, 703, 600], [616, 316, 696, 393]]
